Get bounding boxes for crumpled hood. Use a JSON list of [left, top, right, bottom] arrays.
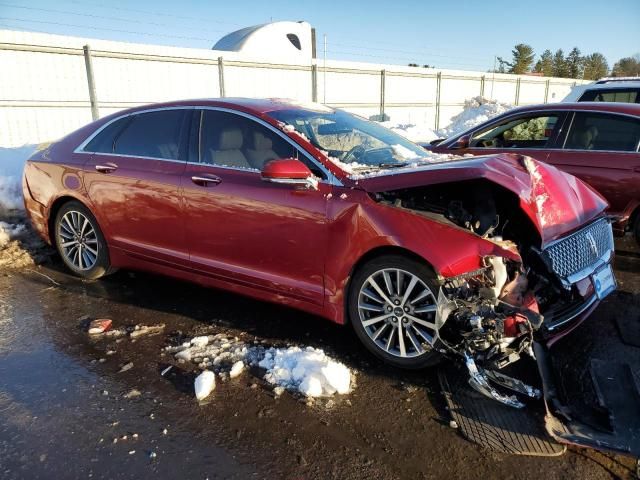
[[351, 154, 609, 246]]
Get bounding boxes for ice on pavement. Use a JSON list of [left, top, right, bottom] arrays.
[[169, 334, 352, 398], [194, 371, 216, 401]]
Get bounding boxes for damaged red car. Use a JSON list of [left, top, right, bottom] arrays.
[[23, 99, 622, 452]]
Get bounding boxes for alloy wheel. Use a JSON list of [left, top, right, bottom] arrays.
[[357, 268, 438, 358], [57, 210, 99, 271]]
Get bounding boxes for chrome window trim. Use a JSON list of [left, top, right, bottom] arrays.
[[461, 108, 640, 154], [74, 105, 342, 186], [74, 106, 195, 158]]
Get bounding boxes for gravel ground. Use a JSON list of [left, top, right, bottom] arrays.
[[0, 236, 638, 480]]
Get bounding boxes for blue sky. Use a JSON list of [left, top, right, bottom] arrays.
[[0, 0, 638, 71]]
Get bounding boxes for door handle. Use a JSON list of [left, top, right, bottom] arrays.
[[191, 175, 222, 186], [95, 163, 118, 174]]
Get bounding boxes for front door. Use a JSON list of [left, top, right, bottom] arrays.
[[182, 109, 330, 305]]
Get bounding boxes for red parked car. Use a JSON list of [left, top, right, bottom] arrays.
[[23, 99, 615, 412], [426, 102, 640, 243]]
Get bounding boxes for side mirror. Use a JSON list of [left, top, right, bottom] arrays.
[[261, 158, 318, 190], [451, 134, 470, 150]]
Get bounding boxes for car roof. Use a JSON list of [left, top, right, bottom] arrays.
[[500, 101, 640, 116], [117, 97, 329, 116]]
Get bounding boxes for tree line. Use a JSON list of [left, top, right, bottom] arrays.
[[496, 44, 640, 80]]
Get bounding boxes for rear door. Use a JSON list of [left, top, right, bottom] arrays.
[[545, 111, 640, 219], [457, 111, 567, 162], [82, 108, 191, 265], [181, 108, 331, 305]]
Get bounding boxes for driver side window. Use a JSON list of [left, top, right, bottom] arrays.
[[470, 114, 560, 149]]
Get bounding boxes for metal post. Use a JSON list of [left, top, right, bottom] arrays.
[[435, 72, 442, 130], [379, 69, 386, 120], [480, 75, 485, 98], [323, 34, 327, 104], [544, 79, 550, 103], [514, 77, 521, 106], [311, 28, 316, 59], [311, 64, 318, 102], [83, 44, 99, 121], [218, 56, 225, 97]]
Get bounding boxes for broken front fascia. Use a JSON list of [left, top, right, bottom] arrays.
[[433, 253, 543, 408]]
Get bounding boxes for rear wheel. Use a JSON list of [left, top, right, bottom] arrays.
[[54, 201, 111, 279], [348, 255, 442, 369]]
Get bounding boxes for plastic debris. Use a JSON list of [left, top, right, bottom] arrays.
[[129, 324, 165, 339], [88, 319, 112, 335], [194, 371, 216, 401]]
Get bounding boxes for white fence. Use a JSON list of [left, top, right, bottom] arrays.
[[0, 30, 588, 147]]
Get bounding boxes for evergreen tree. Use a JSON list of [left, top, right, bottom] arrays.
[[534, 49, 554, 76], [497, 44, 535, 74], [566, 47, 584, 78], [612, 55, 640, 76], [552, 49, 570, 77], [582, 53, 609, 80]]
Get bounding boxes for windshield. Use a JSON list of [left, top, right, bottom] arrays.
[[269, 108, 428, 171]]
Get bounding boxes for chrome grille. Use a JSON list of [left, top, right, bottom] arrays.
[[544, 218, 613, 280]]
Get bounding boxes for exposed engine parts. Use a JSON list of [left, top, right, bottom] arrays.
[[374, 180, 586, 407]]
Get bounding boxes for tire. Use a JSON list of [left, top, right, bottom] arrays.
[[54, 200, 111, 280], [348, 254, 442, 369], [634, 215, 640, 247]]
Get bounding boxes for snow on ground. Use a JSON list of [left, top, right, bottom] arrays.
[[166, 334, 353, 398], [379, 96, 512, 144], [0, 145, 36, 213], [379, 121, 438, 144]]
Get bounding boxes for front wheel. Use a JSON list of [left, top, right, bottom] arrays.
[[348, 255, 442, 369], [54, 201, 111, 280]]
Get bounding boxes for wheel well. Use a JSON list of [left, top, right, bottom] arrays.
[[343, 246, 437, 325], [47, 196, 80, 245], [630, 206, 640, 231]]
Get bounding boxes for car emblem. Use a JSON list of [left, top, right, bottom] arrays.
[[585, 232, 598, 256]]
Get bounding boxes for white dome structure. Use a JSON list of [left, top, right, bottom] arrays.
[[213, 21, 313, 62]]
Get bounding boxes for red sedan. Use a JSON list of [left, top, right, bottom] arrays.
[[426, 102, 640, 243], [23, 98, 614, 407]]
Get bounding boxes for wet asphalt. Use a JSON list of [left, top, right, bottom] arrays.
[[0, 237, 639, 480]]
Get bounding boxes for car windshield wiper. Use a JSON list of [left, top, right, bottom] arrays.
[[377, 162, 410, 169]]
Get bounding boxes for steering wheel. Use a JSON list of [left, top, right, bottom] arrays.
[[343, 145, 366, 163]]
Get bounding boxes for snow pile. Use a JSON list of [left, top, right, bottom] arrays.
[[437, 96, 512, 138], [259, 346, 351, 397], [168, 335, 353, 398], [379, 121, 438, 143], [0, 145, 36, 212]]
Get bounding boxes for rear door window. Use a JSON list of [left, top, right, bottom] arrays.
[[579, 89, 639, 103], [113, 109, 188, 160], [470, 113, 561, 149], [563, 112, 640, 152]]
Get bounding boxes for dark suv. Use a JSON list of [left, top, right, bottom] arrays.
[[426, 102, 640, 243]]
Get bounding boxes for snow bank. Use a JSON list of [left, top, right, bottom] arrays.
[[379, 121, 438, 143], [167, 335, 353, 398], [259, 346, 351, 397], [437, 96, 512, 138], [0, 145, 36, 212]]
